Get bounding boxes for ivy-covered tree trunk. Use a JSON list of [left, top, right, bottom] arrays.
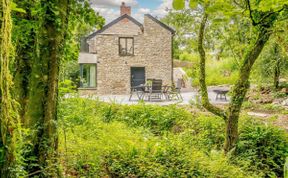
[[0, 0, 22, 176], [224, 28, 271, 152], [273, 44, 281, 90], [13, 10, 35, 123], [36, 0, 68, 176], [13, 0, 69, 176]]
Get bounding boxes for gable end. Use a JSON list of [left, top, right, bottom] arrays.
[[87, 14, 143, 39], [144, 14, 175, 34]]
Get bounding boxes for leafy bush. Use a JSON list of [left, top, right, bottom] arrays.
[[59, 98, 288, 177], [103, 143, 252, 178], [184, 55, 239, 86], [65, 98, 190, 134], [59, 79, 77, 97], [176, 114, 225, 151], [234, 118, 288, 177]]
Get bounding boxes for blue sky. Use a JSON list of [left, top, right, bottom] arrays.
[[138, 0, 162, 9], [90, 0, 173, 23]]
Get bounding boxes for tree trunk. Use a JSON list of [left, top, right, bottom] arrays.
[[274, 59, 280, 90], [37, 0, 69, 176], [17, 0, 69, 176], [0, 0, 22, 176], [198, 13, 227, 120], [224, 28, 271, 153], [273, 45, 281, 90]]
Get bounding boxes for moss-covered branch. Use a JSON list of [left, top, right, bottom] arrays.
[[198, 13, 228, 121]]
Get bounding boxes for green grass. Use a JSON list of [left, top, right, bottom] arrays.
[[179, 52, 239, 86]]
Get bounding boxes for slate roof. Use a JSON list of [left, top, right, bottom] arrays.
[[87, 14, 143, 40], [86, 14, 175, 40]]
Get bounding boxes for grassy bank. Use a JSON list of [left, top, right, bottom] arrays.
[[59, 98, 288, 177]]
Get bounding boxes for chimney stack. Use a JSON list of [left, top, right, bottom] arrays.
[[120, 2, 131, 16]]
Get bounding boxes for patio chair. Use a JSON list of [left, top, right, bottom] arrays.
[[167, 79, 183, 101], [129, 84, 145, 101], [147, 79, 163, 101]]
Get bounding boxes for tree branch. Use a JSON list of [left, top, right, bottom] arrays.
[[246, 0, 287, 27], [198, 13, 228, 121], [246, 0, 257, 26]]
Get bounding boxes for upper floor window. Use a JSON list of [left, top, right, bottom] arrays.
[[119, 37, 134, 56]]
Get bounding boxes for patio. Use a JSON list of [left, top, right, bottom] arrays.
[[84, 89, 230, 106]]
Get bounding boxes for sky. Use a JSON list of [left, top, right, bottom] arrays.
[[90, 0, 173, 23]]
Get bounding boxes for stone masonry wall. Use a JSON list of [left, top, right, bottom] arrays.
[[87, 16, 173, 95]]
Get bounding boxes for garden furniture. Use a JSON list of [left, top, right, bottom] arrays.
[[213, 89, 229, 101]]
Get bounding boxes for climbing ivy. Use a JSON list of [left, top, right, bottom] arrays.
[[2, 0, 104, 176], [0, 0, 24, 176]]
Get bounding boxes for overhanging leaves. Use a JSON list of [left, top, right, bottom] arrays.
[[173, 0, 185, 10]]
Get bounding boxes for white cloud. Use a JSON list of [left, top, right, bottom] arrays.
[[133, 8, 151, 22], [90, 0, 138, 8], [91, 0, 140, 23], [138, 8, 151, 14], [93, 7, 119, 23], [152, 0, 173, 18], [91, 0, 174, 24]]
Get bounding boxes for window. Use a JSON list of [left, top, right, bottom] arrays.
[[119, 37, 134, 56], [80, 64, 96, 88]]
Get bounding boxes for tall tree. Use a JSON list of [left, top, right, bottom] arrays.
[[11, 0, 104, 176], [173, 0, 288, 153], [161, 9, 198, 58], [0, 0, 22, 176]]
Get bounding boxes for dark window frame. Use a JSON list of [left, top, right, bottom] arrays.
[[119, 37, 134, 56]]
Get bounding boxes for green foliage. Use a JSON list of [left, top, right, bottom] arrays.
[[252, 41, 288, 85], [10, 0, 105, 176], [285, 157, 288, 178], [59, 58, 80, 93], [234, 117, 288, 177], [59, 98, 255, 177], [59, 98, 288, 177], [59, 79, 77, 97], [161, 10, 197, 58], [103, 143, 250, 178], [183, 54, 239, 86], [177, 114, 225, 151], [61, 98, 189, 134], [172, 0, 185, 10]]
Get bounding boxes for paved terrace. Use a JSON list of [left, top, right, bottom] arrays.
[[82, 87, 230, 106]]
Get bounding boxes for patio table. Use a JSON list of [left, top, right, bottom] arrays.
[[213, 89, 229, 101], [129, 85, 182, 102]]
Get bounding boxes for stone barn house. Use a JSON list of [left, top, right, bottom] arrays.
[[78, 2, 175, 95]]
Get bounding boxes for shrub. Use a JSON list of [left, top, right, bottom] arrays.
[[96, 101, 191, 134], [102, 140, 253, 178], [176, 114, 225, 151], [184, 56, 239, 86], [234, 118, 288, 177], [59, 98, 287, 177]]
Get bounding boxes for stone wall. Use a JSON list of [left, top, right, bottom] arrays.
[[101, 19, 142, 35], [85, 16, 173, 95]]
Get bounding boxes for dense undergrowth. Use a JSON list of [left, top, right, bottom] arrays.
[[179, 52, 239, 86], [59, 98, 288, 177]]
